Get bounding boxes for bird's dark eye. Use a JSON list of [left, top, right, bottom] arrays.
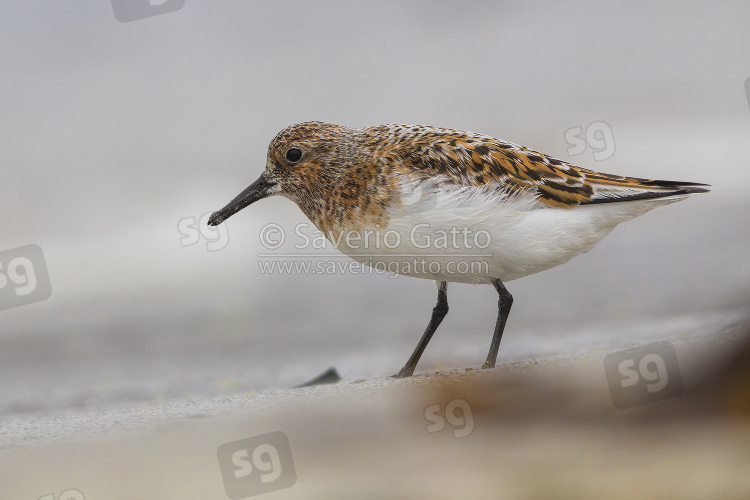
[[285, 147, 303, 163]]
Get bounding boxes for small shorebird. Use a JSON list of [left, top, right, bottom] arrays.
[[208, 122, 708, 377]]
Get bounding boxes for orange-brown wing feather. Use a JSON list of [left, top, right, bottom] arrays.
[[386, 126, 708, 208]]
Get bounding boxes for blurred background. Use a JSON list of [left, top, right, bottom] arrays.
[[1, 1, 749, 419]]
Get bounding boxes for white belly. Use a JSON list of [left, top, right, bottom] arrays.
[[334, 183, 688, 284]]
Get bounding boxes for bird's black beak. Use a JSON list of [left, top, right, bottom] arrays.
[[207, 173, 276, 226]]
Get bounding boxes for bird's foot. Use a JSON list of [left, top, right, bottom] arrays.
[[391, 366, 414, 378]]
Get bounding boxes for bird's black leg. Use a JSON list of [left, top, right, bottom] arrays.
[[482, 278, 513, 369], [393, 281, 449, 378]]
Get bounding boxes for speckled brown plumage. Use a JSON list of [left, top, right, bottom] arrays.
[[263, 121, 708, 232]]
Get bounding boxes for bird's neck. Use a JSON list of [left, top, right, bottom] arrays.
[[291, 140, 398, 240]]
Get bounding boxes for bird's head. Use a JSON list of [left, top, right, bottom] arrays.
[[207, 121, 355, 227]]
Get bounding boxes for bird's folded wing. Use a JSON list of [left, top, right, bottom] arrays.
[[398, 133, 709, 208]]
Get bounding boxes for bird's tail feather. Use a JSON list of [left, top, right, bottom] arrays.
[[581, 174, 710, 205]]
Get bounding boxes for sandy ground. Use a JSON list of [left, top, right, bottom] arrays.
[[1, 317, 749, 500]]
